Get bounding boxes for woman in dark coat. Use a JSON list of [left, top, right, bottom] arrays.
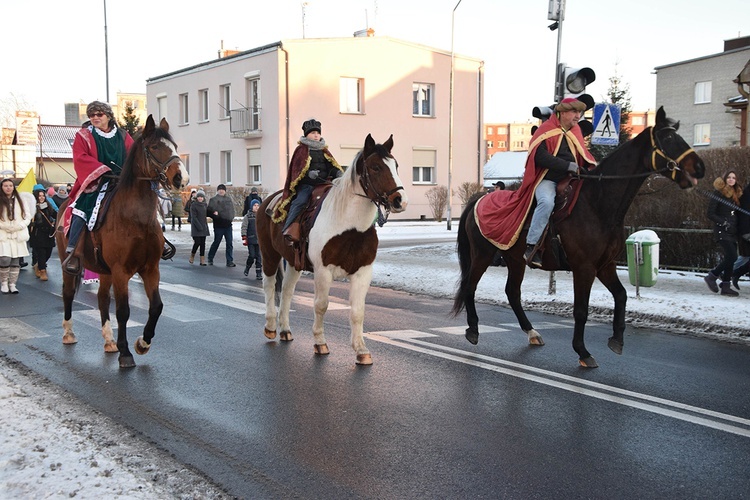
[[731, 182, 750, 288], [30, 187, 57, 282], [189, 190, 210, 266], [704, 171, 742, 296]]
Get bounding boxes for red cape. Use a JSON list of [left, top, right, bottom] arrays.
[[475, 115, 596, 250]]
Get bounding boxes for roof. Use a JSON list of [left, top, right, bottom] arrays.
[[654, 45, 750, 71], [36, 125, 78, 159], [482, 151, 527, 186]]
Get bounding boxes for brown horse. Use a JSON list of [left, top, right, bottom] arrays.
[[451, 107, 705, 367], [256, 134, 407, 365], [55, 115, 188, 368]]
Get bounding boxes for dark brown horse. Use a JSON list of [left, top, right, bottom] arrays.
[[256, 134, 407, 365], [451, 107, 705, 367], [55, 115, 188, 368]]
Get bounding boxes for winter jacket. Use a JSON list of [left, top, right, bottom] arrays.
[[0, 192, 35, 258], [207, 193, 235, 228], [29, 202, 57, 249], [240, 211, 258, 245], [707, 177, 742, 243], [190, 200, 211, 238]]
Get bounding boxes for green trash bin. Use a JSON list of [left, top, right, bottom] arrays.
[[626, 230, 660, 287]]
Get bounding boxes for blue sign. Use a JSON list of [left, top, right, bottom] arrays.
[[591, 103, 621, 146]]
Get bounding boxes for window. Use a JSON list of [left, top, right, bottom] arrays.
[[498, 126, 508, 134], [199, 89, 209, 122], [248, 148, 261, 184], [221, 150, 232, 184], [180, 154, 190, 175], [157, 95, 167, 122], [200, 152, 210, 183], [179, 93, 189, 125], [220, 84, 231, 119], [340, 77, 363, 113], [412, 149, 436, 184], [631, 116, 644, 126], [694, 123, 711, 146], [499, 141, 506, 148], [487, 127, 493, 135], [412, 83, 434, 117], [487, 141, 494, 148], [246, 77, 261, 130], [695, 81, 712, 104]]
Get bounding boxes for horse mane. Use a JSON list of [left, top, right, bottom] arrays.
[[587, 126, 651, 176], [118, 127, 176, 189]]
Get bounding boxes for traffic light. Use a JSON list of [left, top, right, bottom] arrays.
[[532, 104, 556, 122], [555, 63, 596, 103]]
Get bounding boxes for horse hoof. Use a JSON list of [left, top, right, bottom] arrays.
[[62, 333, 77, 345], [279, 331, 294, 342], [314, 343, 330, 355], [465, 328, 479, 345], [264, 328, 277, 340], [356, 353, 373, 365], [104, 341, 118, 353], [525, 329, 545, 346], [134, 336, 151, 355], [119, 355, 136, 368], [578, 357, 599, 369], [608, 337, 623, 355]]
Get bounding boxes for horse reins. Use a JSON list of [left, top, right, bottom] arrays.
[[356, 153, 403, 225], [575, 126, 695, 182]]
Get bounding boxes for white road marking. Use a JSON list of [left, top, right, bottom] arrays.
[[366, 332, 750, 438]]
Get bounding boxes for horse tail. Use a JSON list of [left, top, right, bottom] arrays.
[[450, 196, 478, 317]]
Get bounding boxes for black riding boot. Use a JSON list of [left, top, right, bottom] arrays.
[[63, 216, 86, 275]]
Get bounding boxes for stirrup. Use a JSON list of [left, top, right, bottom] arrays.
[[62, 253, 82, 275], [161, 239, 176, 260]]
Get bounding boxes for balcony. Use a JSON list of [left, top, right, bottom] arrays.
[[230, 107, 262, 138]]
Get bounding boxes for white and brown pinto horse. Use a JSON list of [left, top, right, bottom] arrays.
[[256, 134, 407, 365]]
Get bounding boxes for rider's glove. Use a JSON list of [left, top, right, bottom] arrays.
[[308, 170, 320, 180], [567, 162, 579, 173]]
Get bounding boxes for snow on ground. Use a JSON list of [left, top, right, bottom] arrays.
[[2, 220, 748, 497]]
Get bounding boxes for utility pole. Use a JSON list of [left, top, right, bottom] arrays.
[[447, 0, 462, 231], [104, 0, 110, 102]]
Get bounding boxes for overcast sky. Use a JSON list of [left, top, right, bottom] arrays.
[[1, 0, 745, 126]]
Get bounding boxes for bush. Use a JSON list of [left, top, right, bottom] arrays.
[[426, 185, 449, 222], [456, 182, 484, 206]]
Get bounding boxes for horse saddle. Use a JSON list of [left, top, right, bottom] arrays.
[[267, 184, 335, 271], [551, 176, 584, 225]]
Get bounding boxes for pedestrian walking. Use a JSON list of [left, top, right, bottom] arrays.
[[29, 186, 57, 282], [170, 188, 183, 231], [189, 190, 210, 266], [241, 198, 263, 280], [207, 184, 236, 266], [704, 171, 742, 296]]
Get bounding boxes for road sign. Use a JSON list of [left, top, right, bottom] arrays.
[[591, 103, 621, 146]]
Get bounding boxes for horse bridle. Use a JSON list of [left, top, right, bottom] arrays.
[[357, 153, 403, 215], [142, 142, 181, 185]]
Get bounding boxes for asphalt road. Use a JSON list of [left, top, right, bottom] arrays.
[[2, 251, 750, 499]]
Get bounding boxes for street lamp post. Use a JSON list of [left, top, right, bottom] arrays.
[[103, 0, 110, 102], [447, 0, 462, 231]]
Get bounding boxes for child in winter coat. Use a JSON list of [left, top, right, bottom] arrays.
[[189, 190, 210, 265], [241, 199, 263, 280]]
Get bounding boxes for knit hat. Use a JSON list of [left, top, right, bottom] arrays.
[[33, 184, 46, 197], [555, 97, 586, 112], [250, 187, 258, 193], [86, 100, 115, 121], [250, 199, 261, 209], [196, 189, 206, 199], [217, 184, 227, 191], [302, 118, 321, 136]]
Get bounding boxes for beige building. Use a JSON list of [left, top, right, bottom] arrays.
[[146, 35, 485, 221]]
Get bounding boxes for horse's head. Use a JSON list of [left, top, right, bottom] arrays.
[[140, 115, 189, 190], [356, 134, 408, 213], [650, 106, 705, 189]]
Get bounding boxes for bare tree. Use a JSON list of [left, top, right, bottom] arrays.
[[0, 93, 33, 128], [456, 181, 484, 206], [425, 185, 449, 222]]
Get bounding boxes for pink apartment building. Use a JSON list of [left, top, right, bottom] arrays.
[[146, 35, 485, 221]]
